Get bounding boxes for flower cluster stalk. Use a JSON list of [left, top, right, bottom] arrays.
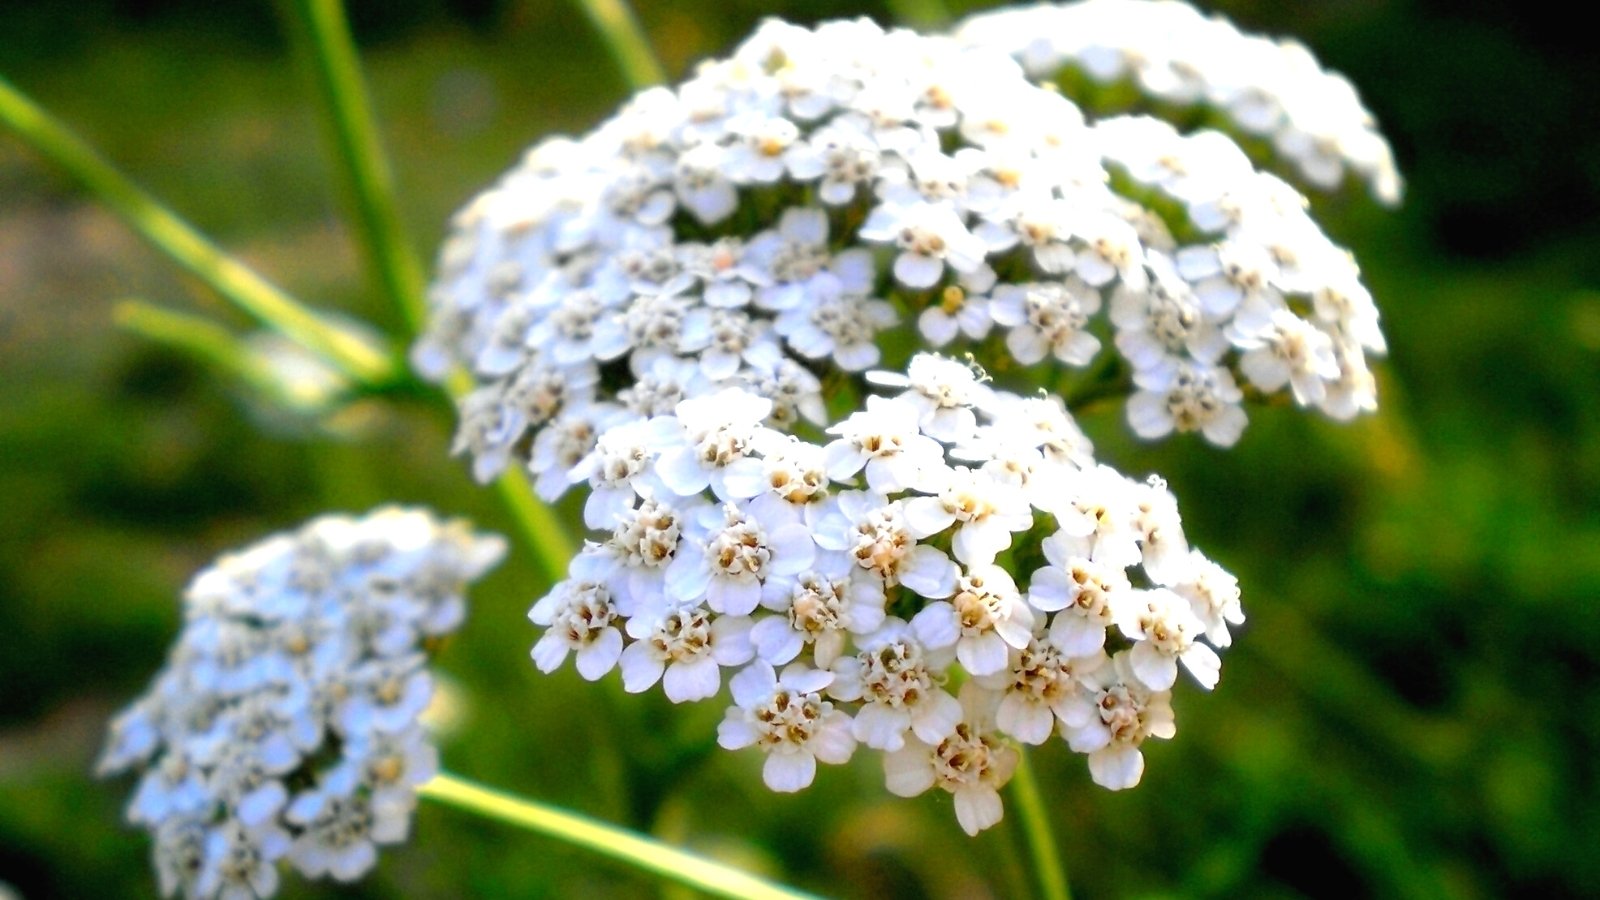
[[279, 0, 430, 333], [1009, 750, 1073, 900], [571, 0, 666, 89], [419, 772, 821, 900]]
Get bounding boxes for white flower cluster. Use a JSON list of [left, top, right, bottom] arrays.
[[407, 4, 1391, 837], [98, 508, 505, 899], [416, 8, 1388, 487], [957, 0, 1403, 205], [530, 352, 1245, 834]]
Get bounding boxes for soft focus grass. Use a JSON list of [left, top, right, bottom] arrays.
[[2, 1, 1598, 897]]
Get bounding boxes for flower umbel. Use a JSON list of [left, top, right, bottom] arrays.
[[99, 508, 505, 897], [410, 2, 1398, 836]]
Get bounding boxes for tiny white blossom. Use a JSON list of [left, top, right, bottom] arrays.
[[529, 578, 625, 680], [911, 565, 1034, 676], [1114, 587, 1221, 691], [829, 618, 961, 752], [882, 683, 1018, 835], [718, 662, 856, 792], [1061, 652, 1176, 791], [618, 603, 754, 702]]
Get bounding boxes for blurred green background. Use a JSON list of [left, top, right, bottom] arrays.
[[2, 0, 1597, 897]]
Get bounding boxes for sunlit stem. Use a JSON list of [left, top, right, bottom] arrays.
[[0, 75, 397, 386], [279, 0, 429, 333], [117, 300, 355, 412], [571, 0, 667, 89], [1008, 749, 1073, 900], [115, 301, 272, 390], [419, 772, 821, 900], [885, 0, 952, 28]]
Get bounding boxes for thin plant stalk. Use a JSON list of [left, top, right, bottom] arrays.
[[0, 75, 396, 386], [430, 360, 576, 581], [419, 772, 821, 900], [493, 463, 578, 587], [1008, 750, 1073, 900], [279, 0, 429, 333], [278, 6, 579, 577], [115, 301, 280, 394], [571, 0, 666, 89]]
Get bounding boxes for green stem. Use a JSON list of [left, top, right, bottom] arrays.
[[419, 772, 820, 900], [279, 0, 429, 333], [445, 369, 577, 581], [279, 5, 576, 580], [1008, 750, 1072, 900], [885, 0, 951, 28], [571, 0, 667, 89], [115, 301, 272, 388], [0, 74, 396, 386], [493, 467, 577, 587]]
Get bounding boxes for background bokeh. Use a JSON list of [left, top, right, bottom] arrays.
[[2, 1, 1597, 897]]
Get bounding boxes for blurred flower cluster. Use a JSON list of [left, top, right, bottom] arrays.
[[98, 509, 504, 897]]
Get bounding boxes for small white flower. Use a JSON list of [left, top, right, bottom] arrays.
[[1128, 475, 1191, 586], [618, 603, 754, 702], [196, 819, 290, 900], [823, 396, 946, 494], [718, 662, 856, 792], [1029, 551, 1130, 657], [775, 290, 896, 372], [751, 554, 885, 669], [529, 578, 625, 681], [724, 111, 801, 184], [859, 200, 988, 289], [1230, 308, 1341, 406], [1061, 652, 1176, 791], [1176, 240, 1280, 319], [1171, 550, 1245, 648], [917, 285, 994, 347], [655, 388, 775, 502], [674, 143, 739, 225], [1036, 466, 1142, 570], [339, 655, 433, 736], [666, 502, 816, 616], [568, 416, 677, 529], [816, 492, 959, 599], [736, 358, 827, 430], [1113, 588, 1221, 690], [866, 353, 992, 442], [990, 281, 1102, 367], [285, 780, 405, 882], [978, 638, 1107, 745], [882, 683, 1018, 835], [1127, 361, 1248, 447], [680, 238, 769, 310], [829, 618, 961, 751], [912, 565, 1034, 676], [903, 465, 1034, 566]]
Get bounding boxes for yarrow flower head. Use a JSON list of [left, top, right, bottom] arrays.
[[415, 2, 1397, 836], [99, 508, 505, 898], [520, 349, 1241, 834]]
